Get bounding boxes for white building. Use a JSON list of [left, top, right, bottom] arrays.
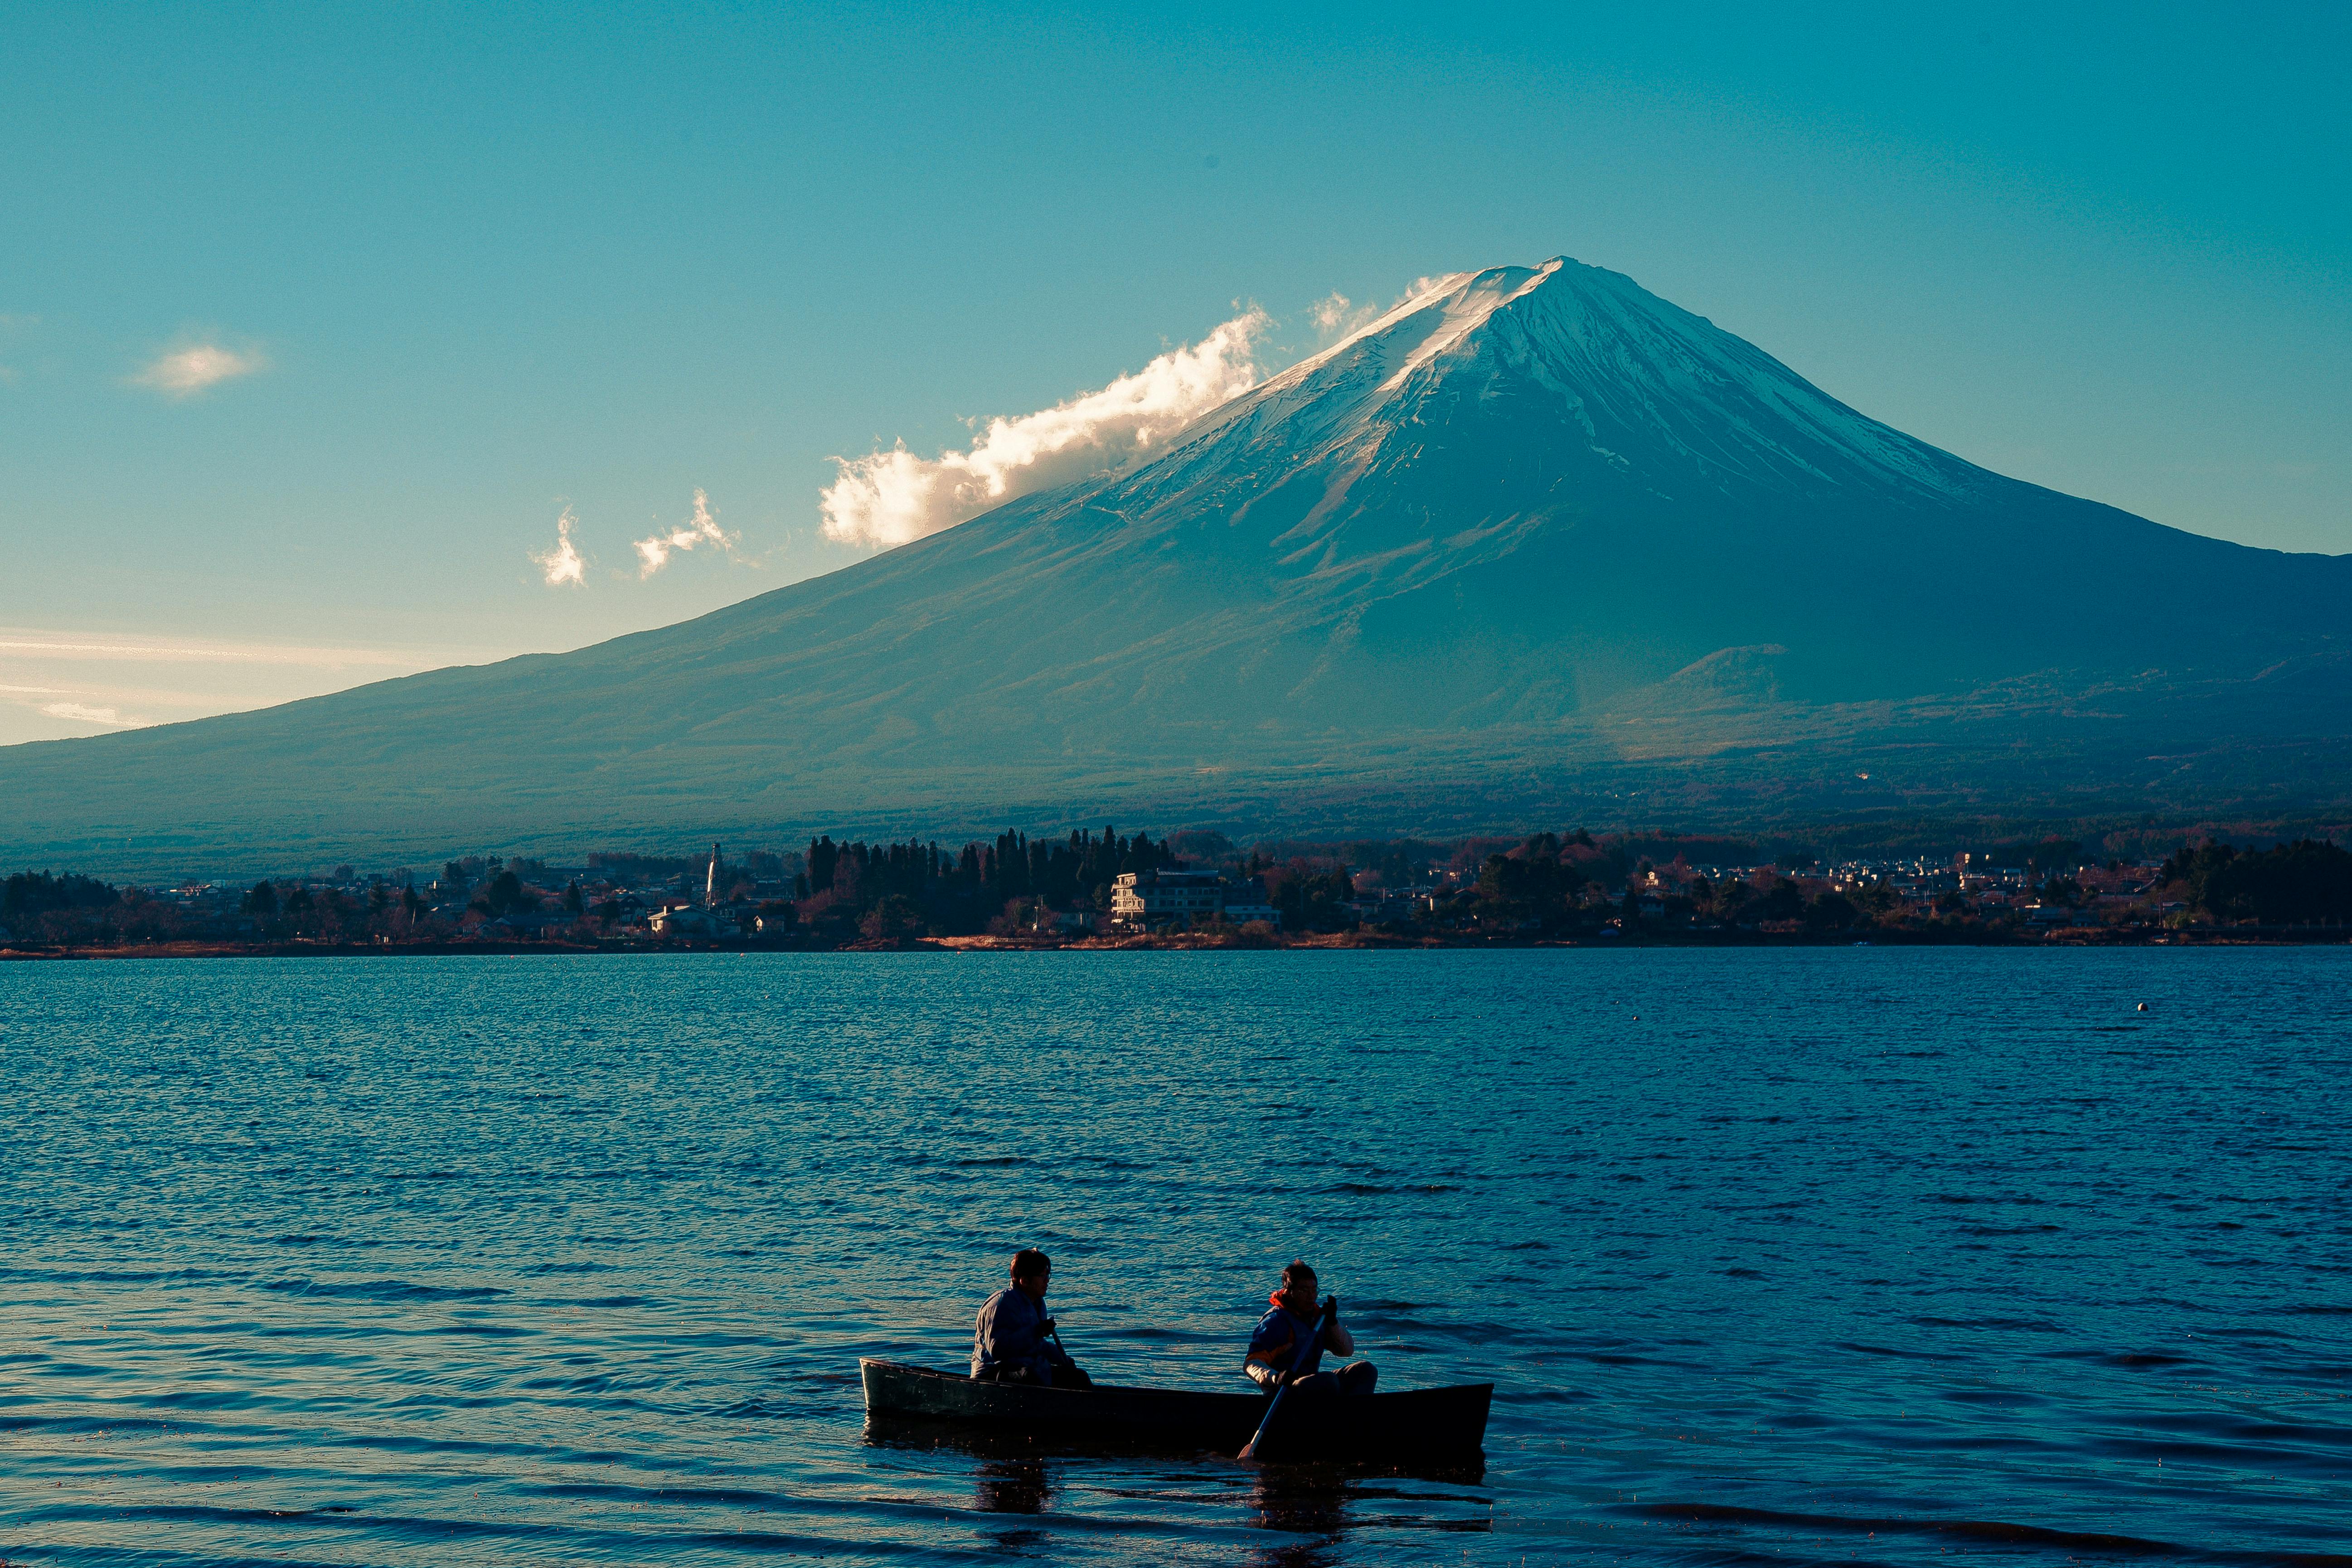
[[650, 904, 736, 938], [1111, 868, 1225, 927]]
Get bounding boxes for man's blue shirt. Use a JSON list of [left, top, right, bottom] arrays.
[[972, 1287, 1057, 1380], [1247, 1304, 1329, 1381]]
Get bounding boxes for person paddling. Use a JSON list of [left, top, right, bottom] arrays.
[[1244, 1261, 1374, 1396], [971, 1248, 1091, 1388]]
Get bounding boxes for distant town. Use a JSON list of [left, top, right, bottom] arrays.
[[5, 823, 2349, 957]]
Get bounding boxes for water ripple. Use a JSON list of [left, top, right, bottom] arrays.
[[2, 947, 2348, 1566]]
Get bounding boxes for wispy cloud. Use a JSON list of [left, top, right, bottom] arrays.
[[0, 625, 522, 746], [39, 700, 145, 728], [633, 488, 737, 577], [132, 340, 267, 397], [0, 632, 426, 667], [1308, 291, 1380, 339], [820, 307, 1272, 550], [1, 675, 151, 732], [531, 505, 587, 587]]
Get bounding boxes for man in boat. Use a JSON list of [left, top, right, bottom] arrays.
[[1245, 1260, 1375, 1395], [971, 1248, 1091, 1388]]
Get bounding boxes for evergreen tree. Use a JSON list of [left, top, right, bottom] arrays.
[[2164, 839, 2352, 924]]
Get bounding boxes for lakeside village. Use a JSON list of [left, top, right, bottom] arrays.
[[5, 823, 2352, 956]]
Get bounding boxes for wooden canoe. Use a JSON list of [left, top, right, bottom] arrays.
[[859, 1358, 1491, 1463]]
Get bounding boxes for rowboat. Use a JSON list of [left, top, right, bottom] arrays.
[[858, 1358, 1492, 1464]]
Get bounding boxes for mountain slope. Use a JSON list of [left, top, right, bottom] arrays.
[[8, 259, 2350, 871]]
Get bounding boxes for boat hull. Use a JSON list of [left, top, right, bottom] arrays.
[[858, 1358, 1491, 1463]]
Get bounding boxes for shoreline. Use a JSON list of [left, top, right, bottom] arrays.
[[5, 927, 2347, 961]]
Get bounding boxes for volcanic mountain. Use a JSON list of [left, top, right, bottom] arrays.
[[10, 258, 2352, 870]]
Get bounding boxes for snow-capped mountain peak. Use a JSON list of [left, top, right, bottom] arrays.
[[1172, 256, 1977, 523]]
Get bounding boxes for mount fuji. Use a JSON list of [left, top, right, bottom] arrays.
[[10, 259, 2352, 870]]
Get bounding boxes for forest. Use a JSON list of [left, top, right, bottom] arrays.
[[2153, 839, 2352, 927], [784, 827, 1180, 941]]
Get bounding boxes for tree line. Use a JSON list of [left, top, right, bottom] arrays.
[[790, 827, 1178, 939], [9, 827, 2352, 949], [2156, 839, 2352, 926]]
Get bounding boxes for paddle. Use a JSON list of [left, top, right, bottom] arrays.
[[1237, 1294, 1334, 1461], [1044, 1316, 1086, 1392]]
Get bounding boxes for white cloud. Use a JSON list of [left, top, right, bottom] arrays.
[[39, 701, 146, 728], [1309, 291, 1379, 339], [530, 505, 587, 587], [634, 488, 736, 577], [132, 341, 267, 397], [820, 307, 1273, 550]]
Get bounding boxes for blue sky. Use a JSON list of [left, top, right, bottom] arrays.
[[3, 1, 2346, 743]]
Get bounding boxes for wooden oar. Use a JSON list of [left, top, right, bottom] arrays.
[[1044, 1321, 1090, 1388], [1237, 1295, 1333, 1461]]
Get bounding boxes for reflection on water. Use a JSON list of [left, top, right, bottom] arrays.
[[1247, 1466, 1351, 1568], [868, 1411, 1486, 1564], [3, 949, 2348, 1566], [974, 1458, 1055, 1556], [975, 1457, 1052, 1514]]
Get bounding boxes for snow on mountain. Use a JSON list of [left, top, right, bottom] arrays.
[[1169, 258, 1975, 515], [4, 257, 2348, 868]]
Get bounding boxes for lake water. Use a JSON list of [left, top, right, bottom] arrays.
[[2, 949, 2347, 1567]]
